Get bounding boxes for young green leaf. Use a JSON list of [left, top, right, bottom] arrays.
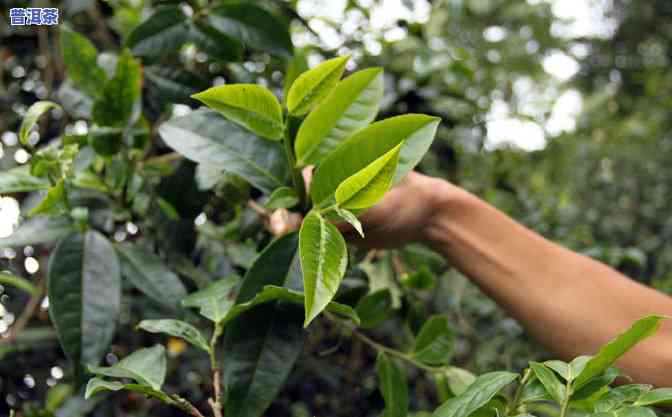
[[436, 367, 477, 398], [573, 315, 665, 389], [0, 166, 50, 193], [299, 211, 348, 326], [377, 352, 409, 417], [125, 6, 189, 63], [529, 362, 566, 404], [334, 206, 364, 238], [402, 266, 436, 290], [205, 3, 293, 59], [634, 388, 672, 406], [191, 84, 284, 140], [28, 179, 65, 218], [544, 360, 570, 381], [221, 285, 359, 326], [294, 68, 384, 166], [85, 378, 173, 403], [223, 234, 304, 417], [60, 25, 108, 98], [20, 101, 61, 147], [0, 272, 38, 296], [287, 55, 350, 116], [311, 114, 441, 206], [88, 345, 167, 390], [413, 315, 456, 366], [592, 406, 658, 417], [266, 186, 300, 210], [355, 289, 393, 329], [569, 355, 591, 379], [433, 372, 518, 417], [48, 231, 121, 368], [158, 109, 288, 192], [117, 243, 187, 310], [137, 319, 210, 352], [284, 52, 309, 100], [92, 49, 142, 127], [181, 276, 239, 323], [335, 142, 402, 209]]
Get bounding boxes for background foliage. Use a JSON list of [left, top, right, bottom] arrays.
[[0, 0, 671, 416]]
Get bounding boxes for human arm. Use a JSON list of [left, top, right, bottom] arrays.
[[345, 172, 672, 386]]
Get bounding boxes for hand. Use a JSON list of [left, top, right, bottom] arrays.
[[303, 168, 461, 249]]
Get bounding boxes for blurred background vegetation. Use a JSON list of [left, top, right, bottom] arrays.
[[0, 0, 671, 416]]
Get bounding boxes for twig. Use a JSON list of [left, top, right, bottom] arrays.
[[142, 152, 184, 166], [247, 200, 270, 218], [327, 312, 445, 374], [170, 395, 208, 417], [86, 2, 116, 48], [208, 323, 224, 417], [2, 277, 45, 344]]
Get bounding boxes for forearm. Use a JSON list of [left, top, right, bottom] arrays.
[[423, 182, 672, 385]]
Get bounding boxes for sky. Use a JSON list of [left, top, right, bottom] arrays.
[[0, 0, 614, 239]]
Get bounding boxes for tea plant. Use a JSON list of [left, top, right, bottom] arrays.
[[2, 8, 672, 417]]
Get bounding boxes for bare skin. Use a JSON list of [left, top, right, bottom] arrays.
[[320, 171, 672, 386]]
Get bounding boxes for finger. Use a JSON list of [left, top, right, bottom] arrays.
[[301, 165, 314, 192]]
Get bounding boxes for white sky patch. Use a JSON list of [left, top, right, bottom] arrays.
[[546, 89, 583, 136], [485, 99, 546, 152], [543, 51, 580, 81], [483, 26, 508, 43], [549, 0, 617, 39], [0, 197, 20, 238]]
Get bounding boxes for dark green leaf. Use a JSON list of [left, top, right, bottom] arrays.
[[144, 66, 210, 105], [125, 6, 189, 63], [207, 3, 293, 58], [138, 319, 210, 352], [355, 289, 393, 329], [20, 101, 61, 147], [433, 372, 518, 417], [158, 109, 288, 192], [299, 211, 348, 326], [413, 315, 455, 366], [181, 276, 239, 323], [60, 25, 107, 98], [92, 49, 141, 127], [222, 233, 304, 417], [377, 352, 409, 417], [189, 20, 243, 61], [48, 231, 121, 367], [402, 266, 436, 290], [0, 216, 72, 247], [0, 166, 50, 193], [574, 316, 665, 389], [117, 242, 187, 310]]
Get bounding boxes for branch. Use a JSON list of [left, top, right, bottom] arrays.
[[170, 395, 208, 417], [2, 276, 45, 344]]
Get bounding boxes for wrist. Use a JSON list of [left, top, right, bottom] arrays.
[[418, 177, 476, 249]]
